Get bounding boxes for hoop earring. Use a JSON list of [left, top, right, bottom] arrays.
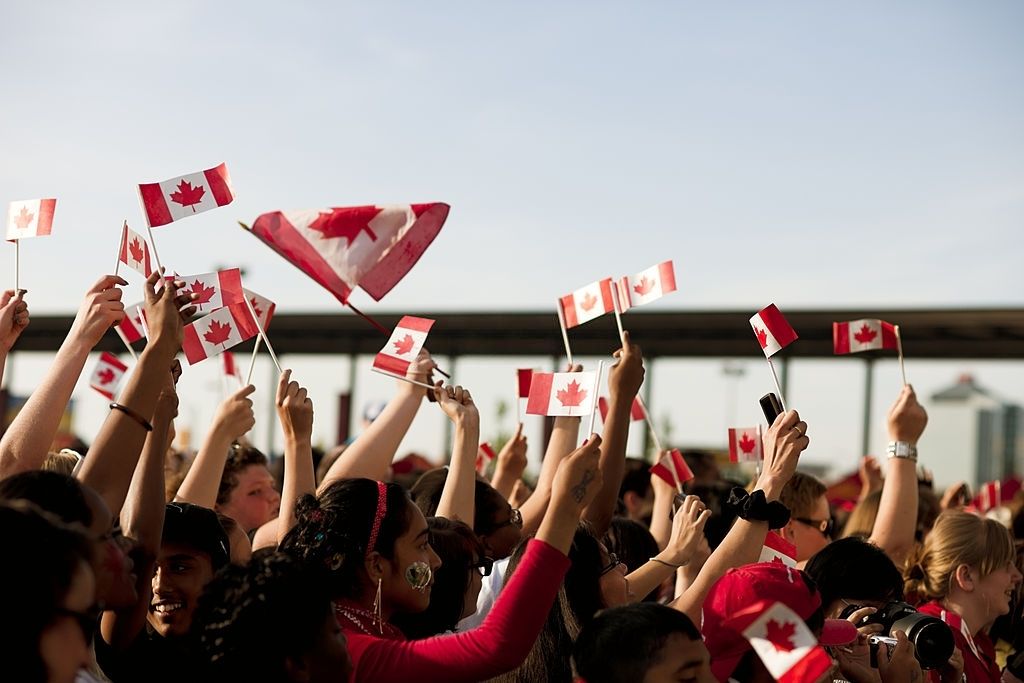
[[372, 577, 383, 634]]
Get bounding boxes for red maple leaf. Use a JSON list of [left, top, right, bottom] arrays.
[[203, 319, 233, 347], [250, 297, 262, 319], [853, 324, 877, 345], [392, 334, 415, 355], [633, 276, 655, 296], [128, 237, 145, 263], [169, 180, 206, 211], [556, 380, 588, 407], [580, 291, 598, 311], [13, 206, 34, 230], [739, 432, 756, 453], [97, 368, 116, 385], [189, 280, 217, 306], [755, 327, 768, 349], [308, 206, 381, 247], [764, 619, 797, 652]]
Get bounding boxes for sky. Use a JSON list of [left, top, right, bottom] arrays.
[[1, 2, 1022, 485]]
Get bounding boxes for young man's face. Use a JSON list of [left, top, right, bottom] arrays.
[[642, 633, 716, 683], [148, 542, 215, 637], [787, 494, 832, 563]]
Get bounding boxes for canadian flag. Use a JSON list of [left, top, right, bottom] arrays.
[[833, 319, 898, 355], [727, 602, 832, 683], [117, 303, 146, 344], [525, 371, 598, 417], [750, 304, 798, 357], [372, 316, 434, 377], [650, 448, 694, 489], [6, 198, 56, 240], [138, 163, 235, 227], [222, 351, 240, 379], [728, 427, 763, 463], [598, 396, 646, 423], [759, 531, 798, 567], [118, 222, 152, 277], [517, 369, 534, 398], [559, 278, 616, 328], [246, 203, 449, 304], [616, 260, 677, 312], [176, 269, 245, 314], [243, 288, 276, 330], [476, 442, 496, 475], [976, 480, 1002, 512], [182, 302, 259, 365], [89, 352, 129, 400]]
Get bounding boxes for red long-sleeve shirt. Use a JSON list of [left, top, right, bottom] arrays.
[[341, 538, 569, 683]]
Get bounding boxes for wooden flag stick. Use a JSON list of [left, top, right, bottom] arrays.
[[114, 222, 125, 278], [145, 224, 164, 274], [610, 283, 626, 345], [244, 295, 283, 374], [372, 367, 436, 391], [115, 326, 139, 362], [245, 336, 262, 386], [586, 360, 605, 437], [556, 301, 574, 366], [894, 325, 908, 386], [636, 395, 664, 455], [136, 305, 150, 340], [514, 373, 521, 425], [14, 240, 19, 291], [346, 300, 450, 378], [767, 357, 788, 412]]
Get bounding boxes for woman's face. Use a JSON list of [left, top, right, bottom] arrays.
[[39, 559, 96, 683], [479, 503, 522, 561], [382, 505, 442, 616], [83, 486, 137, 608], [598, 544, 631, 608], [221, 464, 281, 532], [973, 560, 1023, 623], [462, 553, 484, 620]]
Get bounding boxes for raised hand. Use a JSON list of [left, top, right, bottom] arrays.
[[0, 290, 29, 352], [887, 385, 927, 444], [143, 269, 196, 351], [608, 331, 644, 401], [69, 275, 128, 348], [403, 347, 438, 397], [551, 435, 604, 513], [277, 369, 314, 440], [665, 495, 712, 565], [757, 409, 809, 501], [497, 422, 528, 474], [215, 384, 257, 441], [433, 382, 479, 426], [858, 455, 883, 496]]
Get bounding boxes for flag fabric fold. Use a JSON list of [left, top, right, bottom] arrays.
[[243, 288, 276, 330], [138, 163, 234, 227], [833, 319, 898, 355], [525, 371, 598, 417], [6, 198, 56, 240], [750, 304, 798, 357], [476, 443, 496, 475], [650, 448, 693, 489], [372, 316, 435, 377], [245, 203, 449, 304], [117, 304, 146, 344], [976, 481, 1002, 512], [118, 223, 153, 277], [726, 601, 832, 683], [616, 260, 676, 311], [558, 278, 615, 328], [182, 302, 259, 365], [176, 269, 244, 314], [90, 352, 129, 400], [728, 427, 763, 462], [759, 531, 798, 567]]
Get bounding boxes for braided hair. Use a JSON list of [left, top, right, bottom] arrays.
[[280, 478, 413, 600]]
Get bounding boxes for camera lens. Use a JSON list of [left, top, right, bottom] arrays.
[[891, 613, 954, 670]]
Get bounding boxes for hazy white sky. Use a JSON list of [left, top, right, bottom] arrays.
[[2, 2, 1022, 485]]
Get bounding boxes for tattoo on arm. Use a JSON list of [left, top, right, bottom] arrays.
[[571, 469, 595, 504]]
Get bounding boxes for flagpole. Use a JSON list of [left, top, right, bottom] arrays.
[[636, 395, 663, 456], [14, 240, 19, 292], [114, 221, 125, 278], [586, 360, 605, 437], [346, 300, 450, 378], [766, 357, 788, 412], [514, 372, 521, 425], [243, 296, 283, 374], [372, 367, 437, 391], [894, 325, 908, 387], [245, 336, 262, 386], [136, 305, 150, 340], [115, 327, 139, 362], [610, 283, 626, 345], [556, 301, 574, 367], [146, 224, 164, 274]]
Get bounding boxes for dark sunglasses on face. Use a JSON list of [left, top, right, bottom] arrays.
[[795, 517, 835, 538], [470, 557, 495, 577], [599, 553, 623, 577], [489, 508, 522, 533]]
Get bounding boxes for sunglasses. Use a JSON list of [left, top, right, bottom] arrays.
[[599, 553, 623, 577], [488, 508, 522, 534], [794, 517, 835, 538], [470, 556, 495, 577]]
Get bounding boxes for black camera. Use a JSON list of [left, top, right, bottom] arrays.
[[839, 601, 954, 670]]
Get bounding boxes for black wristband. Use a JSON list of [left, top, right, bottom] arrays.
[[109, 402, 154, 432], [726, 487, 791, 529]]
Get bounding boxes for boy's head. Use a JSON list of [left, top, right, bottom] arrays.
[[778, 472, 831, 562], [572, 603, 714, 683]]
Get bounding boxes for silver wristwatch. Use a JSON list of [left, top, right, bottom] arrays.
[[886, 441, 918, 461]]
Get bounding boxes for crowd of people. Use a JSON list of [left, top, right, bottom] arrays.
[[0, 271, 1022, 683]]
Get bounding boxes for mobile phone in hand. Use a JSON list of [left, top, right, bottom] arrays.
[[759, 393, 784, 425]]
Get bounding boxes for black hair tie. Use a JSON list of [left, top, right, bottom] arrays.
[[726, 487, 791, 530]]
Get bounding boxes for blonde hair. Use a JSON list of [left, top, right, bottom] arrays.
[[779, 471, 827, 519], [904, 510, 1015, 600], [842, 490, 882, 539]]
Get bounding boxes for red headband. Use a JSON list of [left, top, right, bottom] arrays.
[[366, 481, 388, 559]]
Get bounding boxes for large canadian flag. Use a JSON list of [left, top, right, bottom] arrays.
[[117, 303, 146, 343], [138, 163, 235, 227], [559, 278, 616, 328], [525, 371, 598, 417], [616, 260, 677, 312], [759, 531, 798, 567], [598, 396, 645, 423], [246, 203, 449, 304], [90, 352, 129, 400], [182, 302, 259, 365], [118, 222, 152, 277], [728, 427, 763, 463], [176, 269, 245, 314], [243, 288, 276, 330], [372, 316, 434, 377], [750, 304, 798, 357], [728, 602, 832, 683], [833, 319, 897, 355], [650, 448, 694, 489], [6, 198, 56, 240]]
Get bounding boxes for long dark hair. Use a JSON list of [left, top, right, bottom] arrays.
[[393, 518, 485, 638], [280, 478, 413, 600], [0, 470, 94, 527], [411, 468, 509, 536]]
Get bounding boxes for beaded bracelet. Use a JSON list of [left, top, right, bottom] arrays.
[[109, 402, 153, 432]]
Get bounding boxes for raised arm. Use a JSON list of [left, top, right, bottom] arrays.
[[869, 385, 927, 565], [274, 369, 315, 545], [101, 378, 177, 649], [0, 276, 126, 478], [174, 384, 256, 507], [0, 289, 29, 390], [647, 463, 676, 550], [584, 332, 644, 536], [434, 383, 480, 524], [671, 409, 807, 624], [520, 411, 581, 536], [77, 271, 194, 515], [319, 350, 436, 489], [626, 494, 710, 602], [489, 423, 527, 500]]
